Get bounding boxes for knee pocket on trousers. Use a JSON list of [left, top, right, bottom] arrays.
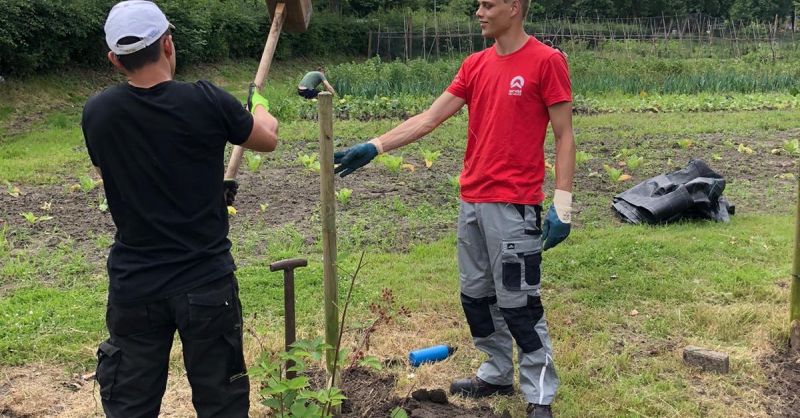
[[461, 293, 498, 338], [500, 295, 545, 353], [96, 340, 121, 400]]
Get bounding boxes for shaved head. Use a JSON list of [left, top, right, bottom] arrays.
[[503, 0, 530, 18]]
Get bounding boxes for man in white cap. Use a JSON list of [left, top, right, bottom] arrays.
[[82, 1, 278, 416]]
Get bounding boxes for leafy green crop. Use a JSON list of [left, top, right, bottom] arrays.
[[246, 151, 263, 173], [20, 212, 53, 225]]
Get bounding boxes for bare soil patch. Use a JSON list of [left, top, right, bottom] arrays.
[[761, 348, 800, 418], [3, 129, 798, 254]]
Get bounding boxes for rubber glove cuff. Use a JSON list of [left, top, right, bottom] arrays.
[[552, 189, 572, 223], [368, 138, 384, 154]]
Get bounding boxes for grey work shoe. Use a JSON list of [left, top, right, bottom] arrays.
[[526, 403, 553, 418], [449, 376, 515, 398]]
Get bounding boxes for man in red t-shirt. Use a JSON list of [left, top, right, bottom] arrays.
[[333, 0, 575, 416]]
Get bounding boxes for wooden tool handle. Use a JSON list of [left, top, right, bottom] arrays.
[[224, 3, 286, 181]]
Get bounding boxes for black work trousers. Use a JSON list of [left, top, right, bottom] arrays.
[[96, 274, 249, 418]]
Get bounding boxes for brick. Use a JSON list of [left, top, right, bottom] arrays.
[[682, 345, 730, 373]]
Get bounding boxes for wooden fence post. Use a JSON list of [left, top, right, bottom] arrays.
[[317, 92, 341, 391], [792, 150, 800, 355]]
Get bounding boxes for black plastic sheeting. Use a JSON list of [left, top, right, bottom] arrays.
[[612, 159, 735, 224]]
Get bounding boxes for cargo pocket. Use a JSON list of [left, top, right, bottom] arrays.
[[96, 340, 121, 400], [501, 238, 543, 291], [188, 283, 236, 338]]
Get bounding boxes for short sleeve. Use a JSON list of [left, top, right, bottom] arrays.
[[540, 53, 572, 107], [81, 98, 100, 167], [206, 82, 254, 146], [446, 61, 468, 100]]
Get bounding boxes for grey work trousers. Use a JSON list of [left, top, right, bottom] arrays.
[[457, 200, 558, 405]]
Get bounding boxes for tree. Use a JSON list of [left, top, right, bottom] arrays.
[[729, 0, 793, 21], [575, 0, 616, 16]]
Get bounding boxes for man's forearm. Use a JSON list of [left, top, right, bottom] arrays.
[[554, 133, 576, 192], [371, 112, 437, 154]]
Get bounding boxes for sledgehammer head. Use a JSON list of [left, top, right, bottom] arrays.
[[267, 0, 313, 32]]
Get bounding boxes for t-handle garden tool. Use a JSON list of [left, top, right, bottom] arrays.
[[223, 0, 313, 181], [269, 257, 308, 379]]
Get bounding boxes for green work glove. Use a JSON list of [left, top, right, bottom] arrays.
[[247, 83, 269, 114]]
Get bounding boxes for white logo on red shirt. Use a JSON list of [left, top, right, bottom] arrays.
[[509, 76, 524, 96]]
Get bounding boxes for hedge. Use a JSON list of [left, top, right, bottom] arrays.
[[0, 0, 372, 76]]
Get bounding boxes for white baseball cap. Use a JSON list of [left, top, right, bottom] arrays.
[[104, 1, 175, 56]]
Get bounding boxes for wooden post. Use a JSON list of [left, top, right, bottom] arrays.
[[423, 21, 427, 59], [376, 22, 381, 60], [411, 18, 415, 60], [469, 14, 473, 53], [435, 10, 440, 60], [403, 15, 408, 62], [367, 30, 372, 58], [317, 92, 341, 388], [457, 18, 462, 55], [791, 160, 800, 355], [567, 17, 574, 56], [771, 14, 779, 62]]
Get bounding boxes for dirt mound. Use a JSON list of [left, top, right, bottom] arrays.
[[314, 366, 506, 418], [762, 347, 800, 418]]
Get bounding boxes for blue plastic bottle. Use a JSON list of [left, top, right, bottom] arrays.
[[408, 344, 457, 367]]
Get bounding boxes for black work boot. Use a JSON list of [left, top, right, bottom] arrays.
[[449, 376, 515, 398], [526, 403, 553, 418]]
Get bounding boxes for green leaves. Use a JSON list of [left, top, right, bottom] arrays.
[[78, 176, 96, 193], [575, 151, 594, 166], [375, 154, 414, 174], [5, 181, 20, 198], [335, 188, 353, 205], [603, 164, 631, 183], [420, 149, 441, 168], [783, 139, 800, 157], [251, 336, 344, 418], [625, 155, 644, 171], [391, 407, 410, 418], [297, 153, 320, 174], [446, 173, 461, 193], [20, 212, 52, 225], [358, 355, 383, 370], [245, 151, 263, 173]]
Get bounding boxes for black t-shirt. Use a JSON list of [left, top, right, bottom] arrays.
[[82, 80, 253, 307]]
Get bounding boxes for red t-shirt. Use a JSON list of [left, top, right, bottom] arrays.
[[446, 36, 572, 205]]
